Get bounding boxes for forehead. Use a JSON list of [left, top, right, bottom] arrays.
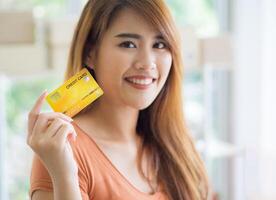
[[106, 8, 160, 37]]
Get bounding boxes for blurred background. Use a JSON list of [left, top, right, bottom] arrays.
[[0, 0, 275, 199]]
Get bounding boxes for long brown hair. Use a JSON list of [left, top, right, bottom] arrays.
[[65, 0, 210, 199]]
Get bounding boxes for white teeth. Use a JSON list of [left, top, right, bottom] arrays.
[[126, 78, 153, 85]]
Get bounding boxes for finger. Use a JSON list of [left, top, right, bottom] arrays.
[[32, 112, 73, 138], [27, 90, 48, 138], [45, 118, 68, 138], [43, 112, 73, 126], [54, 124, 77, 145]]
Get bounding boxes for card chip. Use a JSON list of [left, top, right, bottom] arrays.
[[50, 92, 61, 102]]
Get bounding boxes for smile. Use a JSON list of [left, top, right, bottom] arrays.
[[124, 77, 157, 90]]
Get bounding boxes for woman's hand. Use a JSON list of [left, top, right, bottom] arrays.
[[27, 91, 78, 179]]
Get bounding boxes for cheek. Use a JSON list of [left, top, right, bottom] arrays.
[[158, 53, 172, 80], [97, 46, 133, 74], [94, 48, 130, 89]]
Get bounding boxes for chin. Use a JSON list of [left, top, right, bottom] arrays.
[[128, 99, 155, 110]]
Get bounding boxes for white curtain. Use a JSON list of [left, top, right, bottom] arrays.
[[0, 75, 8, 200], [232, 0, 276, 199]]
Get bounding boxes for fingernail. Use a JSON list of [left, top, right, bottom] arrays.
[[68, 118, 74, 122], [64, 115, 73, 122], [41, 90, 48, 97]]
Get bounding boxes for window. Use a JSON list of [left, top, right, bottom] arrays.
[[4, 75, 61, 200], [166, 0, 219, 36], [0, 0, 223, 199]]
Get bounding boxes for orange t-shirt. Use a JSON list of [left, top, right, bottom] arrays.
[[30, 122, 168, 200]]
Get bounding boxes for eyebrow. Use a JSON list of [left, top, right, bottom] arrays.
[[114, 33, 164, 40]]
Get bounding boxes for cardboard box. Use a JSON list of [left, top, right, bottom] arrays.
[[0, 11, 34, 44], [47, 17, 77, 46], [46, 17, 77, 70], [0, 44, 46, 75]]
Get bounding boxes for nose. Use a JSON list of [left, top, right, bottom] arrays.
[[134, 48, 157, 71]]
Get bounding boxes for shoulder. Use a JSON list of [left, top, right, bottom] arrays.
[[70, 121, 99, 162], [69, 122, 99, 197]]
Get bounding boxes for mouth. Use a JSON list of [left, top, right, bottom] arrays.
[[125, 77, 156, 84], [124, 77, 157, 90]]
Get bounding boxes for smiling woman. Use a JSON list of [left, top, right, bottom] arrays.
[[28, 1, 211, 200], [82, 8, 172, 111]]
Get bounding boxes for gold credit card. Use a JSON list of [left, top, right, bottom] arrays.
[[46, 68, 103, 117]]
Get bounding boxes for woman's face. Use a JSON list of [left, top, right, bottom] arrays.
[[88, 8, 172, 110]]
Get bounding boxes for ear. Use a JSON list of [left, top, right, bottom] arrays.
[[85, 49, 96, 70]]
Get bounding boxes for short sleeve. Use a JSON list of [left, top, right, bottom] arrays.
[[29, 155, 53, 198], [29, 154, 91, 199]]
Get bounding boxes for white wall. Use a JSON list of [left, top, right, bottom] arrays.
[[259, 0, 276, 198], [232, 0, 276, 199]]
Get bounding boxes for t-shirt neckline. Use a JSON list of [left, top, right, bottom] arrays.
[[72, 121, 162, 197]]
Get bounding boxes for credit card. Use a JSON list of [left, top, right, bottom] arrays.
[[46, 68, 103, 117]]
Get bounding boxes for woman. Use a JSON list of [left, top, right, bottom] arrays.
[[27, 0, 211, 199]]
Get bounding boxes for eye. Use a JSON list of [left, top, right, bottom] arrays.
[[119, 41, 136, 48], [153, 42, 167, 49]]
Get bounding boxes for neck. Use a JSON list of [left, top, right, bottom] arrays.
[[83, 98, 140, 143]]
